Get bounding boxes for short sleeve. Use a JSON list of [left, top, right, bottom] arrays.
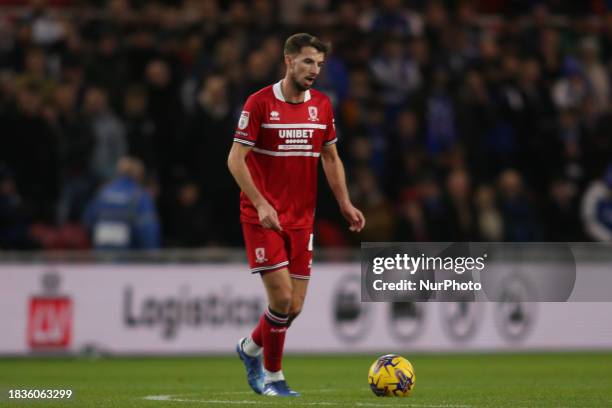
[[233, 95, 261, 147], [323, 100, 337, 146]]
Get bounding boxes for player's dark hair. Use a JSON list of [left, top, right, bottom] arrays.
[[284, 33, 330, 56]]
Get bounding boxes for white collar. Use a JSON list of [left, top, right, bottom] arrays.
[[273, 80, 311, 103]]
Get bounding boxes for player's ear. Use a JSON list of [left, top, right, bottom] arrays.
[[284, 53, 292, 67]]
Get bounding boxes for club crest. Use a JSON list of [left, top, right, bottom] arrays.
[[255, 247, 267, 264], [308, 106, 318, 122]]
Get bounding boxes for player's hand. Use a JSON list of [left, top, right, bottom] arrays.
[[340, 203, 365, 232], [256, 201, 283, 231]]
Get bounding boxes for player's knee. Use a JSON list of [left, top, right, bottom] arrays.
[[270, 291, 292, 313], [288, 295, 305, 323]]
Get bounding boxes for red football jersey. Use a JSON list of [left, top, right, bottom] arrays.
[[233, 81, 337, 229]]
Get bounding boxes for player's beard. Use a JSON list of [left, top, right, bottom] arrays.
[[290, 74, 311, 92]]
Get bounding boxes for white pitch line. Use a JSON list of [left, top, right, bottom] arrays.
[[357, 404, 471, 408], [142, 395, 471, 408], [143, 395, 259, 404], [215, 391, 257, 395], [143, 395, 171, 401]]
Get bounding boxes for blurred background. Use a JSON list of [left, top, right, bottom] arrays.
[[1, 0, 612, 252], [2, 0, 612, 358]]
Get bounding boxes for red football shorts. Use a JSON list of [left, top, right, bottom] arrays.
[[242, 222, 313, 280]]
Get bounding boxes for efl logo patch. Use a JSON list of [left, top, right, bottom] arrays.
[[308, 106, 318, 122], [238, 111, 250, 129], [255, 247, 268, 264]]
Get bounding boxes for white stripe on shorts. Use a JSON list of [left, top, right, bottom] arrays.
[[250, 261, 289, 274]]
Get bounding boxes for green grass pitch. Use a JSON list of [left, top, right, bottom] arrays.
[[1, 353, 611, 407]]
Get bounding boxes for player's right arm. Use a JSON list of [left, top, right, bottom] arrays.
[[228, 95, 282, 231], [227, 143, 282, 231]]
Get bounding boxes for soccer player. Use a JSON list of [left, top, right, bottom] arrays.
[[228, 33, 366, 397]]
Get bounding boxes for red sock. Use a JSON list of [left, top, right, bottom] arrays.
[[251, 314, 264, 347], [261, 306, 289, 372]]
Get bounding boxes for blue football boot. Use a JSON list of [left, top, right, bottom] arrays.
[[236, 337, 264, 394], [262, 380, 301, 397]]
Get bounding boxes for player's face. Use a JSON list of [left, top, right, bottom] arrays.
[[286, 46, 325, 92]]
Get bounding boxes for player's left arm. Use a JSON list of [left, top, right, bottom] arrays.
[[321, 143, 365, 232]]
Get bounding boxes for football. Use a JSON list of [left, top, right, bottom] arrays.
[[368, 354, 416, 397]]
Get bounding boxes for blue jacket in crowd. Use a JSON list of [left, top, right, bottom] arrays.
[[83, 176, 160, 249]]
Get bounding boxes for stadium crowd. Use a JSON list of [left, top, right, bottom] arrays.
[[1, 0, 612, 250]]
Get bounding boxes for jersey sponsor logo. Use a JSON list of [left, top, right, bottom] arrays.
[[270, 111, 280, 121], [278, 128, 314, 145], [308, 106, 319, 122], [255, 247, 268, 264], [238, 111, 250, 129], [278, 129, 313, 145]]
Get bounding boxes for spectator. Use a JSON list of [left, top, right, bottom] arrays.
[[369, 35, 421, 110], [581, 164, 612, 241], [144, 59, 182, 187], [0, 2, 611, 248], [552, 58, 590, 111], [0, 165, 40, 249], [350, 167, 395, 242], [419, 176, 447, 241], [578, 37, 609, 114], [53, 81, 95, 224], [474, 185, 503, 241], [425, 67, 456, 155], [369, 0, 420, 37], [242, 49, 276, 97], [498, 169, 540, 241], [394, 193, 428, 241], [546, 178, 582, 241], [83, 156, 160, 250], [85, 31, 128, 108], [122, 85, 157, 172], [179, 74, 239, 244], [444, 168, 478, 240], [165, 181, 210, 248], [2, 83, 59, 222], [14, 47, 55, 100], [83, 86, 127, 183]]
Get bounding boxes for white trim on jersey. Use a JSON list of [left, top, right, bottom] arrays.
[[273, 80, 311, 103], [323, 137, 338, 146], [261, 123, 327, 129], [233, 138, 255, 146], [252, 147, 321, 157], [278, 144, 313, 150]]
